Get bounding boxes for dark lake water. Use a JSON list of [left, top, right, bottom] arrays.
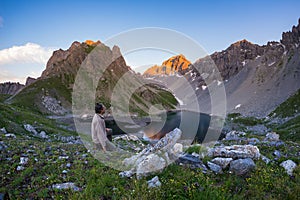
[[105, 110, 212, 142]]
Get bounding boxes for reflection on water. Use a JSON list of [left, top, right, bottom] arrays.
[[104, 110, 212, 142]]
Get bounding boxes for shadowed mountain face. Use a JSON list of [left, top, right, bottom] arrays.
[[143, 19, 300, 117], [0, 82, 24, 95], [9, 40, 177, 115], [0, 77, 36, 95]]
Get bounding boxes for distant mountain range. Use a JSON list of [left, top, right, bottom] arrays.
[[143, 18, 300, 117]]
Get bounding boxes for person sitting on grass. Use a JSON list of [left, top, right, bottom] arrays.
[[91, 103, 116, 152]]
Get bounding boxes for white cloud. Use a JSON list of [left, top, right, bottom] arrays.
[[0, 43, 54, 65], [0, 16, 3, 27]]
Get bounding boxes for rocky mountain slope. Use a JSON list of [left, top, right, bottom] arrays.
[[0, 82, 24, 95], [8, 40, 177, 115], [143, 19, 300, 117], [0, 77, 36, 95]]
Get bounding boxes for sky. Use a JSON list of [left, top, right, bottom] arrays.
[[0, 0, 299, 83]]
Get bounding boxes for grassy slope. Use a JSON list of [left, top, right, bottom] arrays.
[[268, 89, 300, 142], [269, 89, 300, 118], [1, 131, 299, 199], [9, 77, 72, 114]]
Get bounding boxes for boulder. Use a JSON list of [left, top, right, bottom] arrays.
[[229, 158, 256, 175], [211, 157, 233, 169], [264, 132, 280, 141], [225, 130, 246, 140], [208, 145, 260, 160], [121, 128, 182, 178], [280, 160, 297, 176]]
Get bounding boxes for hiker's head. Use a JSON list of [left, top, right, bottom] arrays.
[[95, 103, 105, 114]]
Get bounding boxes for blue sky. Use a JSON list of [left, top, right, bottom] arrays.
[[0, 0, 299, 83]]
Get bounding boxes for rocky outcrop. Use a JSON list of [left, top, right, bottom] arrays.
[[281, 18, 300, 50], [0, 82, 24, 95], [25, 77, 36, 86], [143, 54, 191, 76], [229, 158, 256, 175]]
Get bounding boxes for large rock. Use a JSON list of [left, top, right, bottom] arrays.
[[264, 132, 280, 141], [280, 160, 297, 176], [208, 145, 260, 160], [229, 158, 256, 175], [121, 128, 182, 177]]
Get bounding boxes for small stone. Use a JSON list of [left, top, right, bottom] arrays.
[[62, 170, 68, 174], [52, 182, 81, 191], [273, 150, 281, 158], [5, 133, 16, 138], [16, 166, 25, 171], [191, 152, 200, 158], [229, 158, 256, 175], [39, 131, 48, 139], [66, 163, 71, 168], [119, 170, 134, 178], [280, 160, 297, 176], [58, 156, 69, 160], [207, 161, 223, 174], [147, 176, 161, 188], [20, 157, 28, 165], [261, 155, 271, 164], [82, 154, 88, 158], [0, 127, 7, 133], [0, 141, 8, 151]]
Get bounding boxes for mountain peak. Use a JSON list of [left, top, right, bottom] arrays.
[[143, 54, 191, 76], [84, 40, 101, 46], [280, 18, 300, 49]]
